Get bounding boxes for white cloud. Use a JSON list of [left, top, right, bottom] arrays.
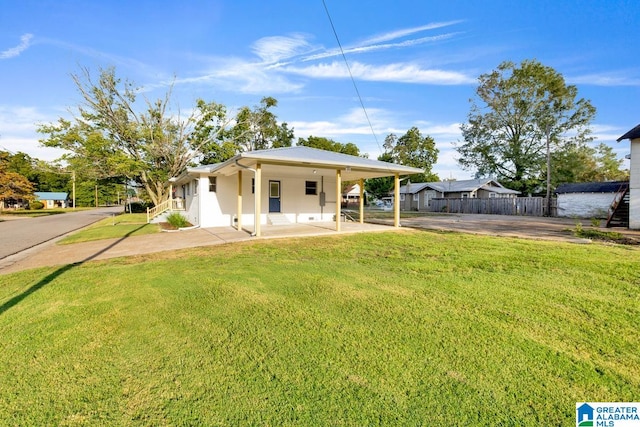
[[360, 21, 464, 45], [251, 34, 317, 63], [568, 72, 640, 86], [0, 33, 33, 59], [283, 61, 475, 85]]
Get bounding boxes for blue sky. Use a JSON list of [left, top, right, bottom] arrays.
[[1, 0, 638, 179]]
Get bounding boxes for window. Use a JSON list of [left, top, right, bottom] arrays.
[[209, 177, 217, 192], [186, 183, 190, 196], [489, 192, 496, 198], [461, 193, 469, 198], [400, 194, 405, 201], [305, 181, 317, 195], [193, 180, 198, 195], [251, 178, 255, 194], [413, 193, 419, 202]]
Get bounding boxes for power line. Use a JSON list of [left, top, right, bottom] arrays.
[[321, 0, 383, 156]]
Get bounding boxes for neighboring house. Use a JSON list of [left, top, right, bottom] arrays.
[[617, 124, 640, 229], [34, 192, 69, 208], [170, 146, 422, 236], [398, 178, 520, 211], [342, 183, 365, 205], [555, 181, 628, 218]]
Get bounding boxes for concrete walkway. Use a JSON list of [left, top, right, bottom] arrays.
[[0, 222, 394, 275]]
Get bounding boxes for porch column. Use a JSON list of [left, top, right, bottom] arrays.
[[394, 173, 400, 227], [336, 169, 342, 232], [359, 178, 364, 224], [255, 163, 262, 237], [236, 170, 243, 231]]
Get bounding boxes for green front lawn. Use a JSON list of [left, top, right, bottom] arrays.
[[58, 213, 159, 244], [0, 230, 638, 425]]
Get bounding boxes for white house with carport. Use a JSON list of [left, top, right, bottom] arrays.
[[617, 124, 640, 229], [398, 178, 520, 211], [169, 146, 422, 236]]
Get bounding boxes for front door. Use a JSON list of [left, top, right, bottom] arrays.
[[269, 180, 281, 212]]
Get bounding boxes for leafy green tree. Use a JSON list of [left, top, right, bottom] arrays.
[[297, 135, 360, 156], [551, 143, 628, 185], [39, 67, 235, 206], [364, 152, 394, 200], [0, 152, 34, 209], [383, 127, 439, 182], [457, 60, 596, 195], [230, 97, 294, 153]]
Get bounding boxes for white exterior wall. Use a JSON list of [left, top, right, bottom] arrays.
[[630, 139, 640, 229], [556, 193, 615, 218], [181, 172, 338, 228]]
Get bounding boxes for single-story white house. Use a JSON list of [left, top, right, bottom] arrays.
[[34, 192, 69, 208], [555, 181, 628, 219], [170, 146, 422, 236], [617, 124, 640, 229], [398, 178, 520, 211]]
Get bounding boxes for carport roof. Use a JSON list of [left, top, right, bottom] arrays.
[[177, 146, 423, 182]]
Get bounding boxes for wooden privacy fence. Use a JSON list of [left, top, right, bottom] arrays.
[[428, 197, 556, 216]]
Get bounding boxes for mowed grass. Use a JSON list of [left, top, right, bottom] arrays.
[[58, 213, 159, 244], [0, 230, 638, 425]]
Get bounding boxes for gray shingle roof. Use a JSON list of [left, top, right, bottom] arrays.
[[400, 178, 519, 194], [555, 181, 628, 194]]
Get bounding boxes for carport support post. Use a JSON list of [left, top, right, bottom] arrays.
[[359, 178, 364, 224], [336, 169, 342, 232], [255, 164, 262, 237], [236, 171, 242, 231], [394, 173, 400, 227]]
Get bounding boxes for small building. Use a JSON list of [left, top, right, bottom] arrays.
[[399, 178, 520, 211], [34, 192, 69, 209], [555, 181, 628, 218], [342, 183, 365, 206], [617, 124, 640, 229]]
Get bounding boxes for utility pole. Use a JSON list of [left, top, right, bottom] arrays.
[[72, 171, 76, 210]]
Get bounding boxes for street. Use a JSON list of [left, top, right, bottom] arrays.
[[0, 206, 122, 259]]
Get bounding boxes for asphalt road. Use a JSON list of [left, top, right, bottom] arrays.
[[0, 206, 123, 259]]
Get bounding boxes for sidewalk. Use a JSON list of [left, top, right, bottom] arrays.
[[0, 222, 394, 275]]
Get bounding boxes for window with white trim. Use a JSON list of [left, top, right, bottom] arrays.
[[209, 177, 217, 192], [193, 180, 198, 195], [413, 193, 419, 202]]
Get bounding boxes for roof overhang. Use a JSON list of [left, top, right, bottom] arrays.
[[172, 147, 423, 184]]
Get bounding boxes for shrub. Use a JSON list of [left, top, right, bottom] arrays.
[[29, 201, 44, 210], [124, 201, 147, 213], [166, 212, 190, 228]]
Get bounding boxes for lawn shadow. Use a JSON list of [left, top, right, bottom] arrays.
[[0, 224, 147, 316]]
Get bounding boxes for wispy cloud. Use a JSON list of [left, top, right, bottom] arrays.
[[251, 34, 318, 63], [302, 33, 460, 62], [568, 71, 640, 86], [1, 33, 34, 59], [363, 21, 464, 45], [283, 61, 475, 85]]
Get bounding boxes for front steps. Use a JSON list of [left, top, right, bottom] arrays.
[[268, 213, 291, 226]]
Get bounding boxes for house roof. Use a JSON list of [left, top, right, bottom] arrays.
[[174, 146, 424, 183], [617, 123, 640, 141], [34, 192, 68, 200], [400, 178, 520, 195], [555, 181, 628, 194]]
